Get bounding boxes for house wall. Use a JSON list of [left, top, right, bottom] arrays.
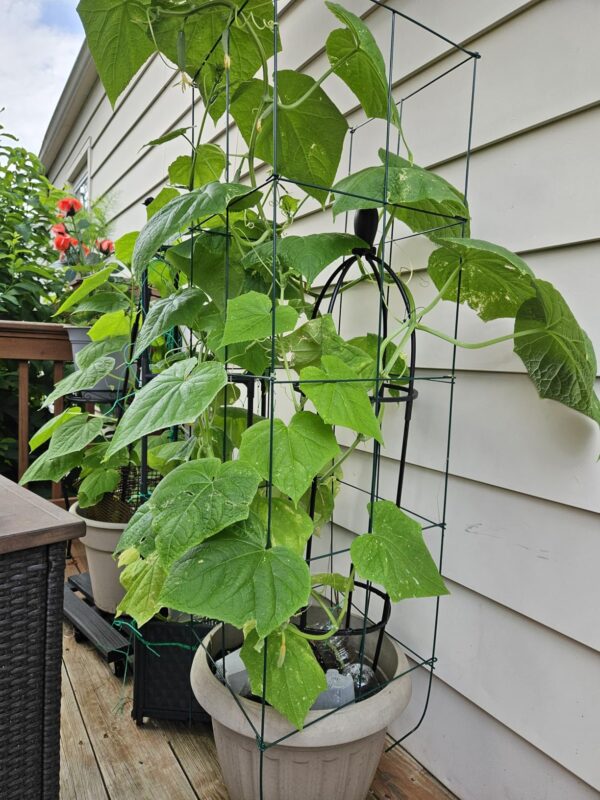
[[44, 1, 600, 798]]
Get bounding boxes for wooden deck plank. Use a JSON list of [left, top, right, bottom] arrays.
[[60, 661, 109, 800], [369, 744, 456, 800], [164, 721, 230, 800], [61, 627, 198, 800]]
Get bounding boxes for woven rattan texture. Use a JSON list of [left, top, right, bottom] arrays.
[[0, 542, 65, 800]]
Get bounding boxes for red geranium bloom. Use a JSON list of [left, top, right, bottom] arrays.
[[53, 234, 72, 252], [97, 238, 115, 255], [57, 197, 83, 216], [51, 223, 67, 236], [82, 244, 90, 256]]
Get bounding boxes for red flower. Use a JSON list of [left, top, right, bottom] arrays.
[[57, 197, 83, 216], [97, 238, 115, 255], [51, 223, 67, 236], [82, 244, 90, 256], [53, 234, 72, 252]]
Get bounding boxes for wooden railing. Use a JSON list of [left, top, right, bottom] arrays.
[[0, 320, 73, 498]]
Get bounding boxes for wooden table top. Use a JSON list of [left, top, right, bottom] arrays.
[[0, 476, 84, 555]]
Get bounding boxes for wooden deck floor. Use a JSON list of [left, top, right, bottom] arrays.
[[61, 542, 455, 800]]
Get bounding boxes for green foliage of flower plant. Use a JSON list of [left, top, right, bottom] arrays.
[[25, 0, 599, 729]]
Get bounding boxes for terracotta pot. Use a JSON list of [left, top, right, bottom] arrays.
[[70, 502, 125, 614], [191, 619, 412, 800]]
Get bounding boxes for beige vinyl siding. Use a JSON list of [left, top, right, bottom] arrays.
[[44, 1, 600, 797]]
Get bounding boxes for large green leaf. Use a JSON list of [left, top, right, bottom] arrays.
[[106, 358, 227, 455], [151, 458, 261, 568], [514, 280, 600, 424], [428, 238, 536, 321], [241, 626, 326, 729], [117, 554, 167, 627], [29, 407, 82, 452], [114, 231, 139, 265], [300, 355, 383, 443], [54, 264, 116, 315], [231, 72, 348, 204], [325, 1, 400, 127], [351, 500, 449, 601], [239, 411, 340, 505], [252, 495, 313, 556], [221, 291, 298, 346], [77, 0, 154, 106], [78, 468, 120, 508], [88, 310, 132, 341], [243, 233, 367, 286], [161, 519, 310, 637], [168, 144, 226, 189], [133, 288, 208, 359], [71, 291, 130, 315], [19, 449, 82, 485], [332, 153, 469, 237], [43, 357, 115, 408], [132, 182, 260, 276], [48, 414, 103, 458], [75, 336, 130, 369], [146, 188, 179, 220]]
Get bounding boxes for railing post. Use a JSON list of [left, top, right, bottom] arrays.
[[18, 360, 29, 480]]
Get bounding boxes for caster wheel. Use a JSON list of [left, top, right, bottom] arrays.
[[113, 660, 126, 678], [74, 627, 87, 644]]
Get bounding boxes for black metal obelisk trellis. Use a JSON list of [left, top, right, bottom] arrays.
[[126, 2, 480, 797]]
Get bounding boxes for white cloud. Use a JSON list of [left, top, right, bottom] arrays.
[[0, 0, 83, 154]]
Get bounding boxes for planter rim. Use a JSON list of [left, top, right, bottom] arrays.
[[70, 501, 128, 531], [191, 623, 412, 749]]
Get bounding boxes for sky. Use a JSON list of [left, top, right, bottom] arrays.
[[0, 0, 84, 155]]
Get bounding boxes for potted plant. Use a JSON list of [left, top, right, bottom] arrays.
[[65, 0, 600, 797]]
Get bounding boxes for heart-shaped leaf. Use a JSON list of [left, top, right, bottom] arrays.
[[48, 414, 103, 458], [428, 238, 536, 321], [150, 458, 261, 568], [241, 626, 326, 729], [78, 468, 120, 508], [351, 500, 449, 601], [239, 411, 340, 505], [300, 355, 383, 443], [221, 291, 298, 346], [43, 356, 115, 408], [29, 407, 82, 452], [54, 263, 116, 316], [160, 517, 311, 637], [106, 358, 227, 455], [133, 288, 209, 359], [117, 554, 167, 627]]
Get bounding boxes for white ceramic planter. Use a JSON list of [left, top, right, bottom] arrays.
[[70, 502, 126, 614], [191, 621, 412, 800], [65, 325, 127, 401]]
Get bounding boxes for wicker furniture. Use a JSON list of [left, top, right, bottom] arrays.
[[0, 476, 84, 800]]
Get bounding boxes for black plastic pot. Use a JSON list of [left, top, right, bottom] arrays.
[[132, 617, 217, 725]]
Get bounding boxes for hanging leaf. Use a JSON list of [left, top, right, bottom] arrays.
[[71, 291, 130, 315], [114, 231, 139, 265], [284, 315, 375, 377], [231, 72, 348, 204], [221, 291, 298, 346], [351, 501, 449, 601], [77, 0, 154, 106], [43, 357, 115, 408], [133, 182, 260, 275], [160, 518, 311, 637], [78, 468, 120, 508], [241, 626, 326, 729], [29, 407, 82, 452], [239, 411, 340, 505], [243, 233, 367, 285], [428, 238, 536, 321], [514, 280, 600, 424], [54, 263, 117, 316], [150, 458, 261, 568], [145, 127, 191, 147], [325, 1, 400, 127], [48, 414, 103, 458], [116, 503, 156, 558], [146, 188, 180, 220], [133, 288, 209, 359], [117, 554, 167, 627], [300, 355, 383, 443], [106, 358, 227, 455]]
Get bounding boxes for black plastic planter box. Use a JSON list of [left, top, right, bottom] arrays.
[[132, 617, 217, 725]]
